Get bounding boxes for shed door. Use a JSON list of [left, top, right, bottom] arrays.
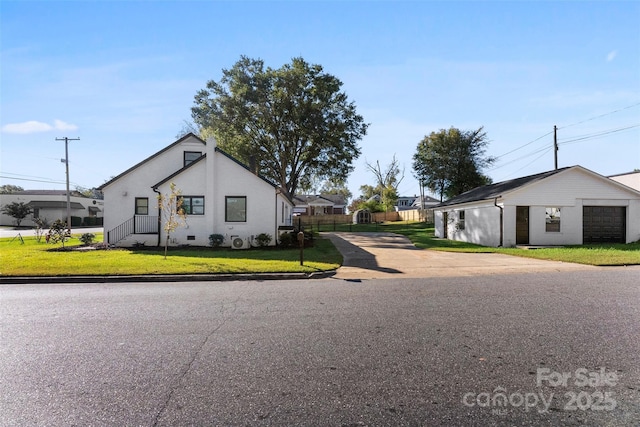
[[516, 206, 529, 245], [583, 206, 626, 243]]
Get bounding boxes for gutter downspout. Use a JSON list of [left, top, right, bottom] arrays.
[[494, 197, 503, 247], [153, 187, 162, 247]]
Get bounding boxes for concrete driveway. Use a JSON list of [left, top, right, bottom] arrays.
[[322, 232, 599, 280]]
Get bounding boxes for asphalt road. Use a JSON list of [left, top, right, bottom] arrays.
[[1, 271, 639, 426]]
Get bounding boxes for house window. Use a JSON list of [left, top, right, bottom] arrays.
[[135, 198, 149, 215], [33, 208, 40, 219], [184, 151, 202, 166], [545, 207, 561, 232], [458, 210, 465, 230], [181, 196, 205, 215], [226, 196, 246, 222]]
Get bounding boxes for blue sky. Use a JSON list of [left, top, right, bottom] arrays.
[[1, 1, 639, 200]]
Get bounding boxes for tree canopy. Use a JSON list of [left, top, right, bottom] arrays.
[[1, 202, 33, 227], [191, 56, 368, 198], [0, 185, 24, 194], [413, 127, 495, 201]]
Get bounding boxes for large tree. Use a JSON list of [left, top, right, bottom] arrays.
[[191, 56, 368, 198], [413, 127, 495, 201]]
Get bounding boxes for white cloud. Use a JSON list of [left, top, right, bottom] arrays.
[[53, 119, 78, 131], [607, 50, 618, 62], [1, 119, 78, 134]]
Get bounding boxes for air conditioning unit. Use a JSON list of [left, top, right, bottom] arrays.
[[231, 235, 249, 249]]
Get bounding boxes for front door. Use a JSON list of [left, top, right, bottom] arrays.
[[443, 212, 448, 239], [516, 206, 529, 245]]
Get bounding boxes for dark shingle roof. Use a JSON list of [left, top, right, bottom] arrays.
[[436, 167, 570, 207]]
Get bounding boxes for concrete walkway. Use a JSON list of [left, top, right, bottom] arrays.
[[322, 232, 601, 280]]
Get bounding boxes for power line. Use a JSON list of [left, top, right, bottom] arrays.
[[496, 147, 554, 180], [558, 101, 640, 130], [493, 131, 553, 160], [489, 143, 554, 171], [558, 123, 640, 146]]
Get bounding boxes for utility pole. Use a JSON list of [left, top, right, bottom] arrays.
[[553, 125, 558, 170], [56, 137, 80, 233]]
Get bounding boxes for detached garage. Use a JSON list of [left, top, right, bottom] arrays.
[[433, 166, 640, 247]]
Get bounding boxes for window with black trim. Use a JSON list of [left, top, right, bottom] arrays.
[[181, 196, 204, 215], [184, 151, 202, 166], [458, 210, 465, 230], [135, 197, 149, 215], [225, 196, 246, 222], [545, 207, 561, 232]]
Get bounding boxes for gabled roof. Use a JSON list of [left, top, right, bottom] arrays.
[[436, 167, 571, 207], [98, 133, 206, 190], [411, 195, 440, 206], [293, 194, 346, 206], [152, 154, 207, 189]]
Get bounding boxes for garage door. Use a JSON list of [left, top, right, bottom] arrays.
[[583, 206, 626, 243]]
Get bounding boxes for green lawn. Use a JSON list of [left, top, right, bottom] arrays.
[[0, 233, 342, 277], [377, 221, 640, 266]]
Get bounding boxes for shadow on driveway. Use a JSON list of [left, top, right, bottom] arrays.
[[323, 233, 403, 274]]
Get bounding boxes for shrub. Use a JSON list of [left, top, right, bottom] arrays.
[[278, 230, 313, 248], [47, 219, 70, 248], [255, 233, 272, 247], [79, 233, 96, 245], [71, 216, 82, 226], [278, 231, 295, 248], [209, 233, 224, 247]]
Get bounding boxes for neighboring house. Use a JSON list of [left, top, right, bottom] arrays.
[[99, 133, 293, 247], [410, 195, 440, 210], [395, 196, 416, 211], [433, 166, 640, 247], [0, 190, 103, 227], [609, 171, 640, 191], [292, 194, 346, 215]]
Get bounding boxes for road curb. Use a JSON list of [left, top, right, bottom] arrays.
[[0, 270, 337, 284]]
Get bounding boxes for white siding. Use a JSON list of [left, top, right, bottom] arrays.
[[434, 166, 640, 247], [102, 134, 293, 247], [102, 135, 206, 240], [436, 201, 501, 247]]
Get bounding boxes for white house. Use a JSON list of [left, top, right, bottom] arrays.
[[609, 171, 640, 191], [433, 166, 640, 247], [0, 190, 103, 227], [99, 133, 293, 248]]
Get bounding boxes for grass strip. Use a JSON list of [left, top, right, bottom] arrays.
[[0, 233, 342, 277], [377, 221, 640, 266]]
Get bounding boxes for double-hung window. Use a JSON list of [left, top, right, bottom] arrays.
[[181, 196, 204, 215], [135, 197, 149, 215]]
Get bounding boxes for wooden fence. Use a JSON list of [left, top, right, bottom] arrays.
[[294, 209, 433, 232]]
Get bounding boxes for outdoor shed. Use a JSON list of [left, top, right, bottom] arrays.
[[433, 166, 640, 247]]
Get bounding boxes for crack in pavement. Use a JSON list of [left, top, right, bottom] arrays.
[[151, 295, 241, 426]]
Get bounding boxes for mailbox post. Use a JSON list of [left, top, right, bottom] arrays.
[[297, 231, 304, 266]]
